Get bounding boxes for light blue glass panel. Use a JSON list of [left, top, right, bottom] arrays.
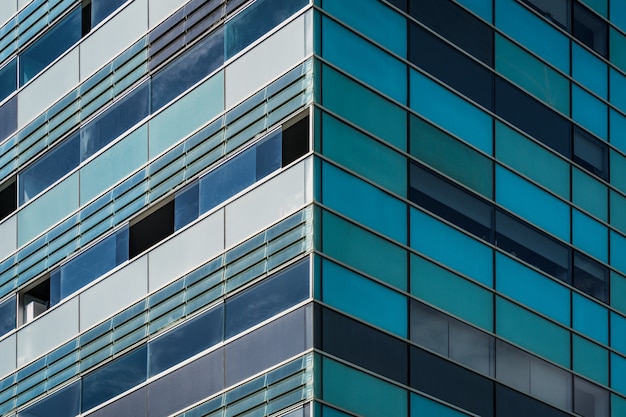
[[611, 231, 626, 275], [323, 259, 407, 338], [611, 353, 626, 395], [410, 207, 493, 287], [322, 162, 406, 243], [573, 43, 608, 99], [322, 17, 406, 104], [323, 0, 406, 56], [573, 335, 609, 385], [410, 69, 492, 154], [149, 70, 224, 159], [496, 165, 570, 241], [573, 293, 608, 344], [611, 110, 626, 154], [496, 253, 570, 326], [610, 69, 626, 113], [611, 312, 626, 353], [613, 0, 626, 31], [573, 168, 607, 221], [496, 296, 570, 367], [573, 209, 608, 262], [410, 392, 471, 417], [80, 125, 148, 205], [572, 85, 608, 140], [455, 0, 492, 22], [495, 0, 570, 73]]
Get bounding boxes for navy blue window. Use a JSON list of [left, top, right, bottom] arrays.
[[573, 1, 607, 57], [18, 381, 81, 417], [174, 181, 199, 231], [0, 295, 16, 338], [0, 58, 16, 102], [0, 95, 17, 142]]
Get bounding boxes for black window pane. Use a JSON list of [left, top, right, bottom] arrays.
[[573, 128, 608, 180], [386, 0, 407, 12], [0, 295, 15, 339], [522, 0, 570, 29], [495, 77, 572, 157], [496, 384, 570, 417], [18, 381, 81, 417], [0, 95, 17, 142], [0, 177, 16, 220], [129, 200, 174, 258], [408, 0, 493, 65], [321, 307, 408, 384], [0, 58, 16, 102], [409, 22, 494, 110], [574, 252, 609, 303], [573, 2, 608, 57], [282, 116, 310, 166]]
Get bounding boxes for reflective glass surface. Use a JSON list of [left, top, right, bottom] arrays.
[[91, 0, 127, 27], [0, 295, 15, 338], [18, 381, 81, 417], [0, 95, 17, 142], [0, 58, 16, 102]]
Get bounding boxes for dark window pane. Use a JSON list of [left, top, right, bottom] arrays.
[[82, 345, 148, 412], [174, 181, 199, 231], [0, 295, 16, 338], [386, 0, 407, 12], [19, 132, 80, 204], [0, 177, 17, 220], [225, 259, 309, 338], [282, 116, 310, 166], [573, 2, 607, 57], [19, 8, 81, 85], [0, 95, 17, 142], [574, 252, 608, 303], [321, 307, 408, 384], [256, 129, 282, 178], [495, 76, 572, 157], [574, 376, 609, 417], [573, 128, 608, 180], [409, 22, 494, 110], [495, 209, 570, 282], [91, 0, 126, 27], [18, 381, 81, 417], [496, 383, 570, 417], [88, 387, 147, 417], [409, 299, 449, 356], [409, 162, 493, 241], [0, 58, 16, 102], [522, 0, 570, 29], [129, 200, 174, 258], [149, 304, 224, 376], [408, 0, 493, 65]]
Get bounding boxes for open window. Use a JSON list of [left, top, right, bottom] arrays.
[[129, 198, 175, 258], [0, 176, 16, 221], [19, 274, 51, 325]]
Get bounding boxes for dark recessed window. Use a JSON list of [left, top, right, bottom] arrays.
[[573, 128, 608, 180], [522, 0, 570, 29], [573, 251, 608, 303], [282, 115, 309, 166], [496, 383, 570, 417], [20, 275, 51, 324], [0, 177, 17, 220], [129, 200, 175, 258], [573, 2, 608, 57]]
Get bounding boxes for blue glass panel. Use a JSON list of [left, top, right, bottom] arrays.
[[255, 129, 282, 178], [573, 293, 608, 344], [613, 0, 626, 32], [19, 133, 80, 205], [0, 295, 15, 338], [174, 181, 199, 231], [18, 381, 80, 417], [610, 68, 626, 113], [0, 58, 16, 102], [19, 8, 81, 85], [456, 0, 493, 21], [572, 85, 608, 140], [611, 231, 626, 275], [572, 43, 607, 98], [0, 95, 17, 142], [81, 345, 147, 412], [91, 0, 126, 27], [611, 312, 626, 353], [573, 209, 608, 262]]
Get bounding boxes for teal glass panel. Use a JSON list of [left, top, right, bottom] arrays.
[[410, 207, 493, 287], [496, 252, 570, 326], [410, 69, 492, 155], [322, 406, 351, 417], [611, 312, 626, 353], [410, 115, 493, 198], [610, 69, 626, 112], [455, 0, 492, 22], [322, 210, 407, 290], [611, 110, 626, 155], [495, 296, 571, 367], [322, 17, 406, 104], [322, 259, 407, 337], [322, 0, 406, 57], [611, 353, 626, 395], [580, 0, 607, 16], [322, 357, 407, 417], [613, 394, 626, 417], [611, 149, 626, 193], [322, 64, 406, 150], [495, 34, 569, 114], [495, 0, 570, 73], [573, 293, 608, 344], [612, 0, 626, 32], [410, 392, 471, 417], [495, 121, 570, 199], [322, 162, 406, 243], [611, 263, 626, 302], [573, 168, 608, 221], [612, 190, 626, 233], [496, 165, 570, 241], [572, 43, 608, 99], [572, 85, 608, 140], [322, 113, 406, 196], [410, 254, 493, 331], [149, 70, 224, 159], [610, 28, 626, 73], [573, 209, 608, 262], [573, 335, 609, 385]]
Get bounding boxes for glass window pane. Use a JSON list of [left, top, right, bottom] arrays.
[[449, 319, 494, 376], [573, 128, 608, 179], [529, 356, 572, 411], [495, 339, 531, 393], [496, 383, 570, 417], [91, 0, 126, 27], [574, 252, 609, 303], [574, 376, 609, 417], [174, 181, 199, 231], [572, 85, 608, 140], [573, 335, 609, 385], [521, 0, 570, 28], [0, 58, 16, 102], [0, 295, 15, 338], [572, 209, 608, 262], [573, 168, 607, 221], [573, 2, 608, 56], [572, 43, 608, 98], [409, 300, 449, 356], [0, 95, 17, 142], [18, 381, 80, 417]]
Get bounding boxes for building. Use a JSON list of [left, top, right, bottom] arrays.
[[0, 0, 625, 416]]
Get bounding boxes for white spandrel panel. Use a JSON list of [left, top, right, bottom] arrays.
[[17, 47, 79, 128], [225, 13, 306, 108], [0, 2, 17, 28], [0, 214, 16, 261], [148, 208, 224, 292], [17, 297, 78, 366], [148, 0, 187, 29], [80, 0, 148, 81], [79, 255, 148, 332], [225, 159, 307, 247], [0, 334, 16, 380]]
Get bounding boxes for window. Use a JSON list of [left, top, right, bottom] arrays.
[[129, 199, 175, 258], [0, 295, 16, 338], [0, 58, 17, 103], [573, 128, 608, 180], [574, 252, 608, 302], [19, 274, 51, 324], [0, 177, 16, 220], [522, 0, 570, 28], [573, 2, 607, 57]]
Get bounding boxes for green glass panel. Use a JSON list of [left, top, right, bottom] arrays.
[[611, 149, 626, 194], [322, 210, 407, 290], [611, 271, 626, 314], [610, 28, 626, 73], [410, 393, 471, 417], [322, 112, 406, 196], [573, 335, 609, 385], [410, 254, 493, 331], [572, 167, 608, 221], [611, 190, 626, 234], [410, 115, 493, 198], [581, 0, 607, 16], [495, 121, 570, 199], [495, 34, 569, 114], [496, 296, 570, 367], [613, 394, 626, 417], [322, 357, 407, 417]]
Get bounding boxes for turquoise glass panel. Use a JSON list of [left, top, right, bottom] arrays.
[[572, 85, 608, 140], [322, 162, 406, 243], [496, 296, 570, 367], [573, 335, 609, 385], [572, 43, 608, 99], [610, 69, 626, 112], [149, 70, 224, 159], [581, 0, 607, 16], [323, 406, 351, 417], [323, 0, 406, 57], [322, 357, 407, 417], [613, 394, 626, 417], [322, 210, 407, 290], [613, 272, 626, 314], [573, 293, 608, 344], [411, 392, 471, 417], [323, 259, 407, 337], [611, 149, 626, 193], [496, 253, 570, 326], [496, 165, 570, 241], [322, 64, 406, 150], [612, 0, 626, 32], [611, 237, 626, 280], [610, 28, 626, 73], [610, 109, 626, 154], [455, 0, 492, 22], [410, 254, 493, 331], [572, 168, 608, 221], [322, 17, 406, 104], [611, 190, 626, 233], [573, 209, 608, 262], [410, 207, 493, 287], [611, 312, 626, 353], [611, 353, 626, 395], [410, 69, 492, 155], [495, 0, 569, 73], [495, 121, 570, 199], [495, 34, 569, 114], [322, 113, 406, 196]]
